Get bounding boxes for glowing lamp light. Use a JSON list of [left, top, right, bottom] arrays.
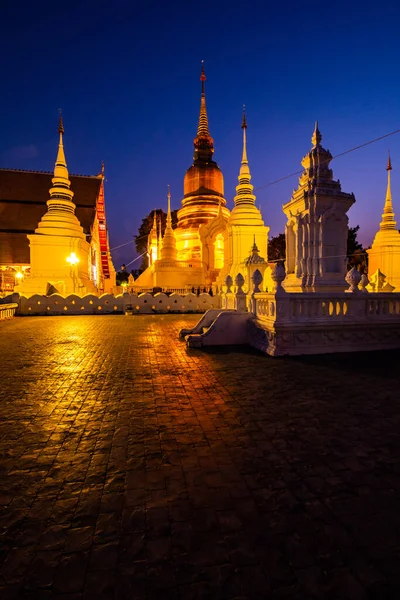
[[15, 271, 24, 280], [66, 253, 80, 266]]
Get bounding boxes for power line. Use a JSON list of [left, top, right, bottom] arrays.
[[254, 127, 400, 192], [125, 251, 147, 268], [110, 233, 149, 251], [110, 240, 134, 251]]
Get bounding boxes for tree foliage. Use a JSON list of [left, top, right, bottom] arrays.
[[268, 233, 286, 262], [347, 225, 368, 273], [116, 264, 129, 286], [267, 226, 368, 273], [134, 209, 178, 270]]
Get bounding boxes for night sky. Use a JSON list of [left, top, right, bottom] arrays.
[[1, 0, 400, 268]]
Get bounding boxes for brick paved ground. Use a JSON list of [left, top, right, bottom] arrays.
[[1, 315, 400, 599]]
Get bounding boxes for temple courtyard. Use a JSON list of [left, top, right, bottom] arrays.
[[0, 315, 400, 599]]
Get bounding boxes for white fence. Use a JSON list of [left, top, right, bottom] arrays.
[[0, 303, 18, 320], [1, 292, 219, 316]]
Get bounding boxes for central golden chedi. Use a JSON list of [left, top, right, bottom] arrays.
[[175, 63, 229, 264]]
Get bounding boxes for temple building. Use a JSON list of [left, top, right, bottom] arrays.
[[0, 119, 115, 296], [367, 156, 400, 290], [282, 123, 355, 292], [135, 65, 271, 291]]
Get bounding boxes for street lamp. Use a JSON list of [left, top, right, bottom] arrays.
[[67, 253, 80, 294]]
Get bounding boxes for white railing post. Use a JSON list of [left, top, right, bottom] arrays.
[[234, 273, 247, 311], [250, 269, 263, 314], [224, 275, 234, 310], [345, 267, 362, 293]]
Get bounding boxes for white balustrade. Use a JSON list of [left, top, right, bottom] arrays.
[[11, 292, 219, 316], [250, 291, 400, 325], [0, 303, 18, 320]]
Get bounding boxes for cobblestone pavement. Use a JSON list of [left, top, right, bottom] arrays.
[[1, 315, 400, 599]]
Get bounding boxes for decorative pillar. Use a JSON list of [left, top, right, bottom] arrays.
[[234, 273, 246, 311]]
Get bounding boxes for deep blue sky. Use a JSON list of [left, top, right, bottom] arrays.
[[1, 0, 400, 268]]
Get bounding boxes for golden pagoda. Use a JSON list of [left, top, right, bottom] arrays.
[[15, 118, 97, 296], [175, 62, 230, 269], [367, 155, 400, 290]]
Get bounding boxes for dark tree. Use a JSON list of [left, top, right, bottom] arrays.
[[116, 264, 129, 286], [134, 209, 178, 270], [268, 233, 286, 262], [347, 225, 368, 273], [267, 227, 368, 273]]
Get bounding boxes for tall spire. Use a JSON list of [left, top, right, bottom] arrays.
[[161, 186, 177, 261], [311, 121, 322, 147], [34, 117, 85, 239], [166, 185, 172, 227], [380, 153, 397, 231], [158, 215, 163, 250], [241, 105, 248, 166], [193, 61, 214, 162], [198, 62, 208, 136], [234, 109, 256, 206], [240, 105, 249, 173], [48, 115, 75, 208]]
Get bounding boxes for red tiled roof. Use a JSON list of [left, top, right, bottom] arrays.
[[0, 169, 101, 265]]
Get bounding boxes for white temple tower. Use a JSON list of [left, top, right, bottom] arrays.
[[219, 112, 269, 289], [282, 123, 355, 292]]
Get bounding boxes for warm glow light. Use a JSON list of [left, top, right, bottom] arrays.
[[15, 271, 24, 280], [214, 233, 224, 270], [66, 253, 80, 266]]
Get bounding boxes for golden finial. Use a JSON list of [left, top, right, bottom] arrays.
[[58, 108, 64, 134], [311, 121, 322, 147], [101, 161, 105, 175], [242, 104, 247, 129], [166, 185, 172, 225], [200, 60, 206, 80], [200, 60, 206, 95], [194, 60, 213, 157], [387, 151, 392, 171]]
